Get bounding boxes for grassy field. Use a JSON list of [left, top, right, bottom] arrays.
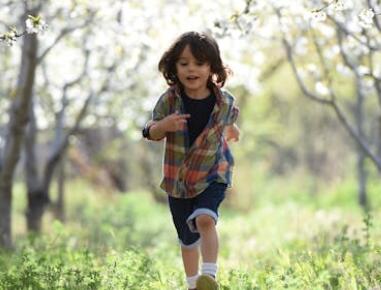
[[1, 178, 380, 289]]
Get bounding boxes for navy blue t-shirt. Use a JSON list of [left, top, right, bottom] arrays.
[[181, 91, 216, 147]]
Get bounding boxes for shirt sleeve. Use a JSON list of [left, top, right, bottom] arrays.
[[152, 91, 170, 121], [224, 92, 240, 125]]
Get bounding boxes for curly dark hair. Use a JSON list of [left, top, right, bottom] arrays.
[[158, 31, 231, 88]]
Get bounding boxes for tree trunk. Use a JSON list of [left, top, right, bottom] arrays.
[[24, 99, 49, 232], [26, 188, 49, 232], [0, 183, 12, 249], [0, 29, 38, 248], [378, 115, 381, 173], [355, 81, 368, 209], [357, 147, 368, 208], [53, 156, 66, 222]]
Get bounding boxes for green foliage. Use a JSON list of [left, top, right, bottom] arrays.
[[0, 245, 101, 290], [3, 181, 381, 289], [66, 188, 174, 251]]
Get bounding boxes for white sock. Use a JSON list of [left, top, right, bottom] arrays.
[[186, 274, 199, 289], [201, 262, 218, 278]]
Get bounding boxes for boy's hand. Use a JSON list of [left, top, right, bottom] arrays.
[[160, 111, 191, 132], [224, 123, 240, 142]]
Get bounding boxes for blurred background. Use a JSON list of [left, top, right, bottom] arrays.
[[0, 0, 380, 288]]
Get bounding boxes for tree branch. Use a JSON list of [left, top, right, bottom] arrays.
[[310, 28, 335, 92], [37, 13, 95, 64], [259, 57, 286, 82], [367, 0, 381, 32], [275, 6, 381, 170], [43, 59, 117, 189], [274, 8, 332, 105], [328, 15, 381, 51], [365, 32, 381, 108]]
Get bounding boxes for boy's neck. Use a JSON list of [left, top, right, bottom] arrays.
[[183, 87, 211, 100]]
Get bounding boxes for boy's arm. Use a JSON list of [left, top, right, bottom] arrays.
[[145, 120, 166, 141], [144, 112, 191, 141], [224, 93, 240, 142], [224, 123, 240, 142]]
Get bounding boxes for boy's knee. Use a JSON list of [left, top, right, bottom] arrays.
[[195, 215, 215, 231]]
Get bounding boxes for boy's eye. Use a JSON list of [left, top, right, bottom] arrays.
[[196, 62, 205, 66], [179, 62, 188, 66]]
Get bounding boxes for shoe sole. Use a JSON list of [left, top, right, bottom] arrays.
[[196, 275, 218, 290]]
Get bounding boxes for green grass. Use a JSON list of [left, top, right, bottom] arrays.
[[1, 178, 380, 289]]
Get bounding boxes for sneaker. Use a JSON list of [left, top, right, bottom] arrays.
[[196, 275, 218, 290]]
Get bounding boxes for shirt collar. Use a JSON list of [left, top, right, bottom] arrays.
[[171, 83, 225, 108]]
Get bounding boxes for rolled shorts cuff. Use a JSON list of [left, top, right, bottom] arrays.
[[179, 237, 201, 249], [186, 208, 219, 233]]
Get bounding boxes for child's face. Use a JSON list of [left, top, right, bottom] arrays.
[[175, 45, 211, 97]]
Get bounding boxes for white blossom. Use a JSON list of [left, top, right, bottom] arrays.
[[236, 14, 257, 35], [295, 37, 308, 55], [315, 81, 329, 95], [358, 9, 375, 29], [279, 16, 292, 33], [26, 15, 48, 34], [357, 65, 370, 76], [331, 45, 340, 55], [306, 63, 318, 73], [310, 11, 327, 24], [374, 67, 381, 78], [317, 23, 335, 37], [336, 63, 352, 77], [306, 63, 321, 78], [213, 19, 231, 37], [362, 79, 374, 94], [347, 20, 362, 33], [0, 30, 17, 46], [334, 0, 346, 11]]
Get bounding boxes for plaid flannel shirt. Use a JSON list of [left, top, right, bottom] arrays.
[[147, 84, 239, 198]]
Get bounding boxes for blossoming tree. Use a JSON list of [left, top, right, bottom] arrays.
[[215, 0, 381, 208]]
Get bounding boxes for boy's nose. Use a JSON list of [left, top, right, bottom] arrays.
[[188, 63, 197, 70]]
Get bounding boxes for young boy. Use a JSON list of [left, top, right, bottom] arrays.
[[143, 31, 240, 290]]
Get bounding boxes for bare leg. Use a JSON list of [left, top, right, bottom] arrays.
[[181, 245, 199, 277], [196, 215, 218, 263]]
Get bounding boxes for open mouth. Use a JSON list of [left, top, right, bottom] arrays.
[[186, 76, 199, 80]]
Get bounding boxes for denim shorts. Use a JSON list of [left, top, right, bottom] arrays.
[[168, 182, 227, 248]]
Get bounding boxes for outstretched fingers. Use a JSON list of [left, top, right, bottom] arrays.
[[174, 111, 191, 120], [174, 112, 190, 128]]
